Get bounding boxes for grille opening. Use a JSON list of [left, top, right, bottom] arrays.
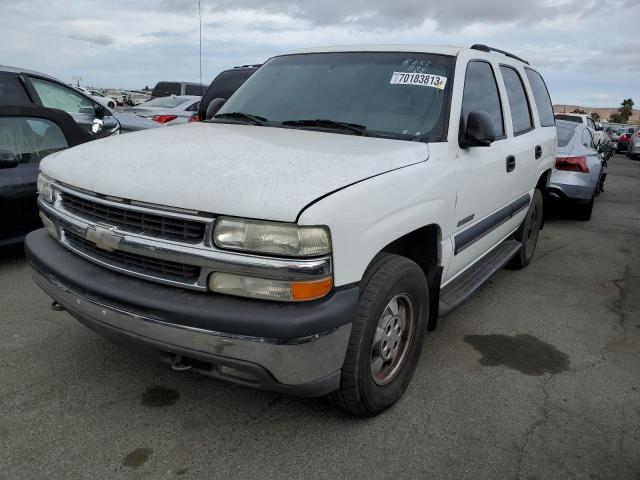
[[61, 193, 206, 243], [64, 229, 200, 283]]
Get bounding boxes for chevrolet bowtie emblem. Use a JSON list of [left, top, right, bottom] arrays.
[[86, 225, 123, 252]]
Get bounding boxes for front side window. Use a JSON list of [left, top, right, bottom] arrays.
[[0, 117, 68, 164], [203, 69, 255, 106], [460, 61, 505, 138], [185, 84, 204, 96], [524, 68, 555, 127], [217, 52, 455, 142], [500, 66, 533, 134], [30, 78, 95, 114]]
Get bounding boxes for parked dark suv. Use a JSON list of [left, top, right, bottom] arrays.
[[197, 65, 261, 121]]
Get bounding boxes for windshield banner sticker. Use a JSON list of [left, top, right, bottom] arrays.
[[390, 72, 447, 90]]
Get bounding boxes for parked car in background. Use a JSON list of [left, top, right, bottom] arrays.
[[626, 129, 640, 159], [197, 65, 261, 122], [88, 89, 116, 109], [617, 126, 636, 153], [554, 113, 607, 147], [74, 86, 117, 110], [0, 65, 120, 138], [127, 95, 200, 125], [126, 92, 150, 106], [28, 44, 557, 416], [549, 119, 604, 220], [0, 105, 91, 247], [150, 81, 205, 99], [105, 89, 125, 105]]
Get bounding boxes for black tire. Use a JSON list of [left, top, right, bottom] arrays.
[[107, 101, 115, 109], [329, 253, 429, 416], [575, 195, 594, 221], [509, 189, 543, 269]]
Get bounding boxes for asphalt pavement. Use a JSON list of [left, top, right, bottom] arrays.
[[1, 154, 639, 480]]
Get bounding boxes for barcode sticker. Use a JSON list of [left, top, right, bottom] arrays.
[[390, 72, 448, 90]]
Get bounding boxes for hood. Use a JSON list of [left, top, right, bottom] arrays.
[[42, 123, 429, 222]]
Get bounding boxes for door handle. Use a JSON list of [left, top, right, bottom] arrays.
[[506, 155, 516, 172], [535, 145, 542, 159]]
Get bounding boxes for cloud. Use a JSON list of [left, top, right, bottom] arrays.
[[0, 0, 637, 106]]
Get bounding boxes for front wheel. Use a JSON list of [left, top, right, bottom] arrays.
[[509, 189, 543, 269], [329, 253, 429, 416]]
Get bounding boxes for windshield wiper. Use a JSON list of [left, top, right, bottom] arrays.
[[212, 112, 268, 126], [281, 119, 368, 136]]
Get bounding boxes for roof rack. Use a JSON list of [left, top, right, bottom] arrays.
[[470, 44, 529, 65]]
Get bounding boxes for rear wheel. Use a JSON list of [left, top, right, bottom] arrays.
[[509, 189, 543, 269], [107, 101, 115, 109], [329, 253, 429, 416]]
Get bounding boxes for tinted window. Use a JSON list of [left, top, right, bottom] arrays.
[[185, 101, 200, 112], [219, 52, 454, 142], [461, 61, 505, 137], [184, 84, 204, 96], [500, 66, 533, 134], [0, 73, 30, 104], [525, 69, 555, 127], [30, 78, 95, 114], [199, 69, 256, 118], [151, 82, 181, 97], [0, 117, 68, 164], [556, 121, 577, 147]]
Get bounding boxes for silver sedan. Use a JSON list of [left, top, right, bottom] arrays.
[[127, 95, 201, 126], [549, 119, 604, 220]]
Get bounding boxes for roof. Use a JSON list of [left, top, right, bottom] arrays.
[[0, 64, 60, 81]]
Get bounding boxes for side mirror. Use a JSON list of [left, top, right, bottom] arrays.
[[0, 150, 19, 169], [460, 111, 497, 148], [205, 98, 227, 120], [94, 103, 107, 117]]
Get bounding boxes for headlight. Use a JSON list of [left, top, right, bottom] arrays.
[[37, 173, 54, 203], [213, 217, 331, 257]]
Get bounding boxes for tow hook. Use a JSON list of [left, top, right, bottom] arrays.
[[170, 354, 193, 372], [51, 301, 65, 311]]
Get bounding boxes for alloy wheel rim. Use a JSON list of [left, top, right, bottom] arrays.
[[370, 294, 415, 386]]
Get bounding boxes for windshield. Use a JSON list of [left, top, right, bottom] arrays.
[[556, 120, 578, 147], [139, 96, 189, 108], [216, 52, 454, 142]]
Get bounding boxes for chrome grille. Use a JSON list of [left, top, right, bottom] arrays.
[[61, 192, 206, 243], [64, 229, 200, 283]]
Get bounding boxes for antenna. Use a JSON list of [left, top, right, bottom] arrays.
[[199, 1, 203, 96]]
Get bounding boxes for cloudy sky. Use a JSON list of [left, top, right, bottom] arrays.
[[1, 0, 638, 107]]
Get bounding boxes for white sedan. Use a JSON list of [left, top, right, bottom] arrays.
[[128, 95, 201, 125]]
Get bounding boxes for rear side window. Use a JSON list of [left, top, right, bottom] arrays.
[[461, 61, 505, 137], [581, 129, 593, 148], [0, 73, 30, 104], [500, 66, 533, 135], [525, 69, 555, 127], [151, 82, 181, 98]]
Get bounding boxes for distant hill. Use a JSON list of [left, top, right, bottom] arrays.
[[553, 105, 640, 123]]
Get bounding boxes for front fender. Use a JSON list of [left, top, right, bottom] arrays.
[[298, 152, 456, 287]]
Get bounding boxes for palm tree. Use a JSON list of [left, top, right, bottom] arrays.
[[620, 99, 634, 123]]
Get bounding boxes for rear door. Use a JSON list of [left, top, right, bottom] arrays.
[[497, 64, 540, 206], [0, 106, 91, 244], [26, 76, 119, 138]]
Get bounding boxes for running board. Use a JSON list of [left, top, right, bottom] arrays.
[[439, 239, 522, 316]]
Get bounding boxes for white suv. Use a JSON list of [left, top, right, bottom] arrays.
[[28, 44, 556, 416]]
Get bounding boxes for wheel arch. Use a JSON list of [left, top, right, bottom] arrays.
[[376, 223, 443, 331]]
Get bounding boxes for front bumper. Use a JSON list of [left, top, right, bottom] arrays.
[[26, 229, 358, 396]]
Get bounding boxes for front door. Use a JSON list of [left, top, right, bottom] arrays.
[[445, 59, 517, 282]]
